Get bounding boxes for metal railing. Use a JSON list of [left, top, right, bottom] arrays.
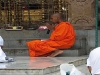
[[0, 0, 68, 29]]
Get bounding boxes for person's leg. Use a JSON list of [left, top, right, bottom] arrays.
[[27, 40, 57, 57]]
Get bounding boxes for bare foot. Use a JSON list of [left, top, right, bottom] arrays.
[[47, 50, 63, 57], [38, 52, 53, 57]]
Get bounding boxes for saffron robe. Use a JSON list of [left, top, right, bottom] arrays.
[[27, 22, 76, 57]]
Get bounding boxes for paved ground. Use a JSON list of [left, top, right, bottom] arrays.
[[77, 64, 91, 75]]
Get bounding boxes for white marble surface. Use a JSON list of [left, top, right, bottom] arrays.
[[0, 56, 87, 69], [0, 56, 88, 75]]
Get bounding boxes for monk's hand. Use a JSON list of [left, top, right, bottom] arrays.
[[46, 23, 55, 31]]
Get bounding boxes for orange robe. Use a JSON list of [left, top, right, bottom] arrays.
[[27, 22, 76, 57]]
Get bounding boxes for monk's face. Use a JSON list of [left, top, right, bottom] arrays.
[[50, 15, 58, 23]]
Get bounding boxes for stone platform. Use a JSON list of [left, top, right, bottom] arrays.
[[0, 56, 88, 75]]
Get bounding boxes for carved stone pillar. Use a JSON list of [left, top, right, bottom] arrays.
[[99, 1, 100, 8], [68, 0, 95, 29], [98, 1, 100, 20]]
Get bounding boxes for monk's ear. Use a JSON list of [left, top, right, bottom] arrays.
[[57, 17, 60, 21]]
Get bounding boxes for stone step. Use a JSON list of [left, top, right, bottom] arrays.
[[3, 48, 87, 56], [58, 49, 87, 57], [3, 48, 28, 56], [0, 57, 87, 75]]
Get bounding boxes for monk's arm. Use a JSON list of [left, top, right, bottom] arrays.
[[50, 24, 69, 41]]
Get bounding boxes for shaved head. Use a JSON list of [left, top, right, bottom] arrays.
[[50, 13, 65, 23], [52, 13, 63, 20]]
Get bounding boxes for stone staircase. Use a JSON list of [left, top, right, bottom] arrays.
[[0, 30, 88, 56], [98, 1, 100, 28]]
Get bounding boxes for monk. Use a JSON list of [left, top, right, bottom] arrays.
[[27, 13, 76, 57]]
